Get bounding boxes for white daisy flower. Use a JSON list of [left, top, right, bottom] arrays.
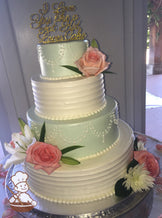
[[123, 164, 154, 192]]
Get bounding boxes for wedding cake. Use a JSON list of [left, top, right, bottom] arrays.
[[25, 39, 134, 205], [3, 2, 158, 216]]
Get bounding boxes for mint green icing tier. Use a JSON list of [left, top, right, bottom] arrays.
[[27, 96, 119, 159], [37, 40, 88, 79]]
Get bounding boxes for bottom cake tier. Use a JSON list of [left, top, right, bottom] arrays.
[[5, 163, 153, 217], [24, 120, 134, 205]]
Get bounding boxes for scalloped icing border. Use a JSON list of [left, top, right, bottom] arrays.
[[78, 134, 120, 161], [78, 130, 134, 161], [34, 102, 107, 121]]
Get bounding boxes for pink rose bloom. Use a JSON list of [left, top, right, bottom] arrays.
[[2, 208, 17, 218], [156, 144, 162, 151], [26, 142, 62, 175], [3, 198, 10, 206], [75, 46, 110, 77], [134, 150, 160, 178], [0, 165, 8, 178]]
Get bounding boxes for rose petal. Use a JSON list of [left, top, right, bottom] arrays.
[[134, 150, 160, 178], [2, 208, 17, 218], [26, 142, 62, 174], [0, 171, 8, 178], [75, 46, 109, 77], [156, 144, 162, 151], [2, 198, 10, 206], [34, 162, 60, 175]]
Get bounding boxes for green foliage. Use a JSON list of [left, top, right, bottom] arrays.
[[147, 0, 162, 47], [133, 137, 138, 151], [39, 122, 46, 142], [62, 65, 82, 75], [61, 145, 84, 155], [61, 156, 80, 165], [91, 39, 99, 48], [127, 159, 139, 173], [18, 118, 26, 136], [115, 178, 132, 197]]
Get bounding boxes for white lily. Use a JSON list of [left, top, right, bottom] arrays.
[[4, 124, 36, 169], [137, 140, 147, 151]]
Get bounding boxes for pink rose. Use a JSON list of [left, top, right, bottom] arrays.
[[75, 46, 110, 77], [134, 150, 160, 178], [26, 142, 62, 175], [2, 208, 17, 218], [156, 144, 162, 151]]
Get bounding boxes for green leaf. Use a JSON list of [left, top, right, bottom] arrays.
[[127, 159, 139, 173], [115, 178, 132, 197], [102, 70, 115, 74], [133, 137, 138, 151], [18, 118, 26, 136], [62, 65, 82, 75], [39, 122, 46, 142], [61, 156, 80, 165], [61, 145, 83, 155], [91, 39, 99, 48]]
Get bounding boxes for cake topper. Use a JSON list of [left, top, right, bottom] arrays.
[[30, 1, 87, 44]]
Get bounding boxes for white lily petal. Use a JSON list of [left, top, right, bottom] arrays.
[[137, 141, 147, 151], [16, 135, 27, 147], [3, 152, 26, 169], [19, 134, 30, 145], [4, 143, 16, 154], [24, 125, 33, 140], [11, 132, 22, 142]]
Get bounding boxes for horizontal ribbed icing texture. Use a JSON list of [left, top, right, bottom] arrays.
[[32, 74, 106, 120]]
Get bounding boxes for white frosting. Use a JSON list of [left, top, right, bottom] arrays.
[[25, 120, 134, 204], [31, 74, 106, 120]]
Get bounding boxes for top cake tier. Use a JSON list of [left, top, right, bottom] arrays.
[[37, 40, 88, 80]]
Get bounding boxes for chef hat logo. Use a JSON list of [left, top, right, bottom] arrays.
[[11, 171, 28, 186]]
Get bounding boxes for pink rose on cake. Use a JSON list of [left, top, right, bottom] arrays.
[[26, 142, 62, 175], [75, 47, 110, 77], [134, 150, 160, 178]]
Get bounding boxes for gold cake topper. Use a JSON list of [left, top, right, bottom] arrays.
[[30, 1, 87, 44]]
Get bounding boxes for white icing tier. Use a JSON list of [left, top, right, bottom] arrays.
[[37, 40, 88, 79], [25, 120, 134, 204], [31, 74, 106, 120], [27, 96, 119, 159]]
